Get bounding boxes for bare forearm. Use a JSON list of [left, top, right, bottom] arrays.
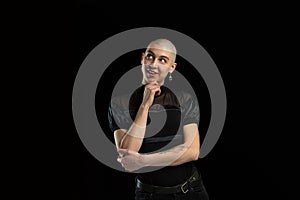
[[120, 105, 149, 151], [141, 144, 199, 167], [142, 125, 200, 166], [117, 124, 200, 172]]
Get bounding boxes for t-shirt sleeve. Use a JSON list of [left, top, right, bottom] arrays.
[[182, 93, 200, 126], [108, 97, 131, 132]]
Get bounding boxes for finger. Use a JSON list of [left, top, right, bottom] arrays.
[[156, 88, 161, 96], [153, 87, 161, 96], [117, 148, 127, 153], [146, 83, 159, 90], [147, 85, 160, 94], [117, 148, 128, 156], [145, 84, 155, 90], [117, 156, 122, 163]]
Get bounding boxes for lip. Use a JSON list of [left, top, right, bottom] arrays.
[[147, 71, 158, 78], [147, 70, 159, 75]]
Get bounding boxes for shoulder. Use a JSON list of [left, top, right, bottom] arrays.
[[176, 91, 196, 104], [110, 94, 130, 109], [164, 86, 198, 106]]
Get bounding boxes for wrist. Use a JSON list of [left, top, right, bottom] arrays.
[[140, 103, 150, 110]]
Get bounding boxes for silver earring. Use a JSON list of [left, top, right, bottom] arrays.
[[169, 73, 173, 81]]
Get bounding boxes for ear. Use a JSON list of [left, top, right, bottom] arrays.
[[169, 62, 177, 73], [141, 52, 145, 65]]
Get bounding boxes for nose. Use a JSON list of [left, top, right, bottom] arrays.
[[149, 58, 159, 69]]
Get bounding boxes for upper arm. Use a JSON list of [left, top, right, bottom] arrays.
[[180, 92, 200, 157]]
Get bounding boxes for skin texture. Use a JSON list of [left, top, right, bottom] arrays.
[[114, 39, 200, 172]]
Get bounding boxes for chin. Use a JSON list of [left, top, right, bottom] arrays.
[[143, 79, 163, 85], [146, 78, 156, 83]]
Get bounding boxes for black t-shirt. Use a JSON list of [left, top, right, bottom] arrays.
[[108, 84, 200, 186]]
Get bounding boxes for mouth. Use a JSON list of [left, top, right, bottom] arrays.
[[147, 70, 159, 75]]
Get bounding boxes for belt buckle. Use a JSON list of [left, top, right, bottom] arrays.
[[180, 182, 189, 194]]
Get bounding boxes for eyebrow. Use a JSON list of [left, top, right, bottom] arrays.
[[146, 50, 170, 61]]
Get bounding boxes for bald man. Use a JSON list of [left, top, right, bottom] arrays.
[[109, 38, 209, 200]]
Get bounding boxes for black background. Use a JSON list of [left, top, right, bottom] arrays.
[[71, 1, 297, 199]]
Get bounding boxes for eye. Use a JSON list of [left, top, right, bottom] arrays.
[[159, 58, 167, 63], [145, 54, 154, 60]]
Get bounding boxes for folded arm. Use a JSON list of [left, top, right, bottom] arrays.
[[117, 123, 200, 172]]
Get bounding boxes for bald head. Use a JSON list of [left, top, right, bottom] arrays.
[[146, 39, 177, 63]]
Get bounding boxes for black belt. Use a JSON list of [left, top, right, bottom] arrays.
[[136, 168, 201, 194]]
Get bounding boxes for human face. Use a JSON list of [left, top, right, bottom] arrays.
[[141, 46, 176, 85]]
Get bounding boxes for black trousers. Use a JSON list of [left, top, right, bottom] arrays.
[[135, 172, 209, 200]]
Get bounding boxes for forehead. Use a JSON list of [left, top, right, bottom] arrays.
[[146, 43, 176, 55], [146, 47, 174, 57]]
